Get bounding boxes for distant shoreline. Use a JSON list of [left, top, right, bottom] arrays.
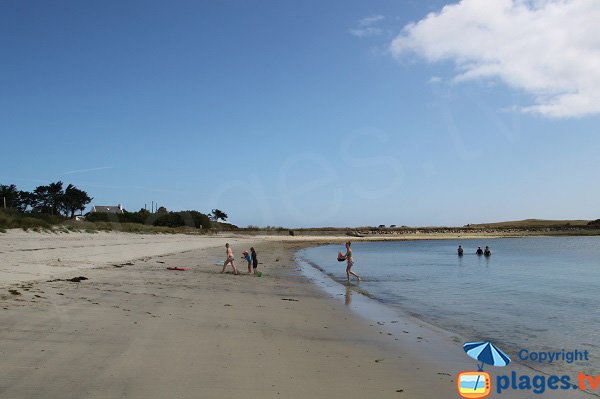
[[235, 227, 600, 240], [3, 225, 600, 240]]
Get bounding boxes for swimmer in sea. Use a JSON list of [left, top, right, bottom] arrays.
[[484, 246, 491, 257]]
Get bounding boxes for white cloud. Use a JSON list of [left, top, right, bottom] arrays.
[[359, 15, 385, 26], [350, 27, 383, 38], [390, 0, 600, 118], [350, 14, 385, 37]]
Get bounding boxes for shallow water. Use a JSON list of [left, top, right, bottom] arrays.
[[297, 237, 600, 375]]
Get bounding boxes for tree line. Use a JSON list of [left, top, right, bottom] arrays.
[[85, 208, 214, 229], [0, 181, 92, 218], [1, 181, 234, 230]]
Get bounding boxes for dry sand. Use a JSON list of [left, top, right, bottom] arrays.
[[0, 231, 592, 398], [0, 230, 255, 284]]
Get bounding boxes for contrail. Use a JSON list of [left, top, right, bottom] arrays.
[[59, 166, 113, 175]]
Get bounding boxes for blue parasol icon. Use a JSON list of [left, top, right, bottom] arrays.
[[463, 341, 511, 370], [463, 341, 511, 392]]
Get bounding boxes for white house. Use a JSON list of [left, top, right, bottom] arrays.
[[90, 204, 125, 214]]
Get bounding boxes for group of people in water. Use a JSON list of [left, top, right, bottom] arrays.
[[457, 245, 492, 257], [221, 243, 259, 276]]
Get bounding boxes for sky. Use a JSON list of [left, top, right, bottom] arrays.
[[1, 0, 599, 228]]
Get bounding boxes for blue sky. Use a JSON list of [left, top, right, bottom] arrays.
[[1, 0, 599, 228]]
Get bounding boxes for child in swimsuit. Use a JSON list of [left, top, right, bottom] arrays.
[[241, 250, 252, 273], [250, 247, 258, 276]]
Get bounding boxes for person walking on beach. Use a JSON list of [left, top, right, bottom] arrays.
[[241, 250, 252, 273], [250, 247, 258, 276], [343, 241, 360, 282], [458, 245, 464, 256], [221, 243, 239, 275]]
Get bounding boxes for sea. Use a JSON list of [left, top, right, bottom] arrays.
[[296, 237, 600, 375]]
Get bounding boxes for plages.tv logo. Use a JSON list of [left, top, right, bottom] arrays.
[[457, 341, 511, 399], [457, 371, 491, 398]]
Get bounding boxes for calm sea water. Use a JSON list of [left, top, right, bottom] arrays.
[[297, 237, 600, 374]]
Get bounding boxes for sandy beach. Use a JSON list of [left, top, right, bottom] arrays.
[[0, 230, 592, 398], [3, 0, 598, 397]]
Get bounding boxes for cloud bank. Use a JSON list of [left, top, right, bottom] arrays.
[[390, 0, 600, 118]]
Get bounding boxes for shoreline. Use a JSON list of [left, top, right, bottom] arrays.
[[0, 231, 594, 398]]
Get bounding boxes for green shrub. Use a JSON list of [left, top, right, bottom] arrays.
[[153, 212, 187, 228], [0, 208, 219, 234], [184, 211, 212, 229], [85, 213, 121, 223]]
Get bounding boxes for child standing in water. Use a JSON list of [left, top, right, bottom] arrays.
[[250, 247, 258, 276], [343, 241, 360, 282], [221, 243, 239, 275]]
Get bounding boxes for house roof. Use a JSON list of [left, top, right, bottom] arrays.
[[91, 205, 124, 214]]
